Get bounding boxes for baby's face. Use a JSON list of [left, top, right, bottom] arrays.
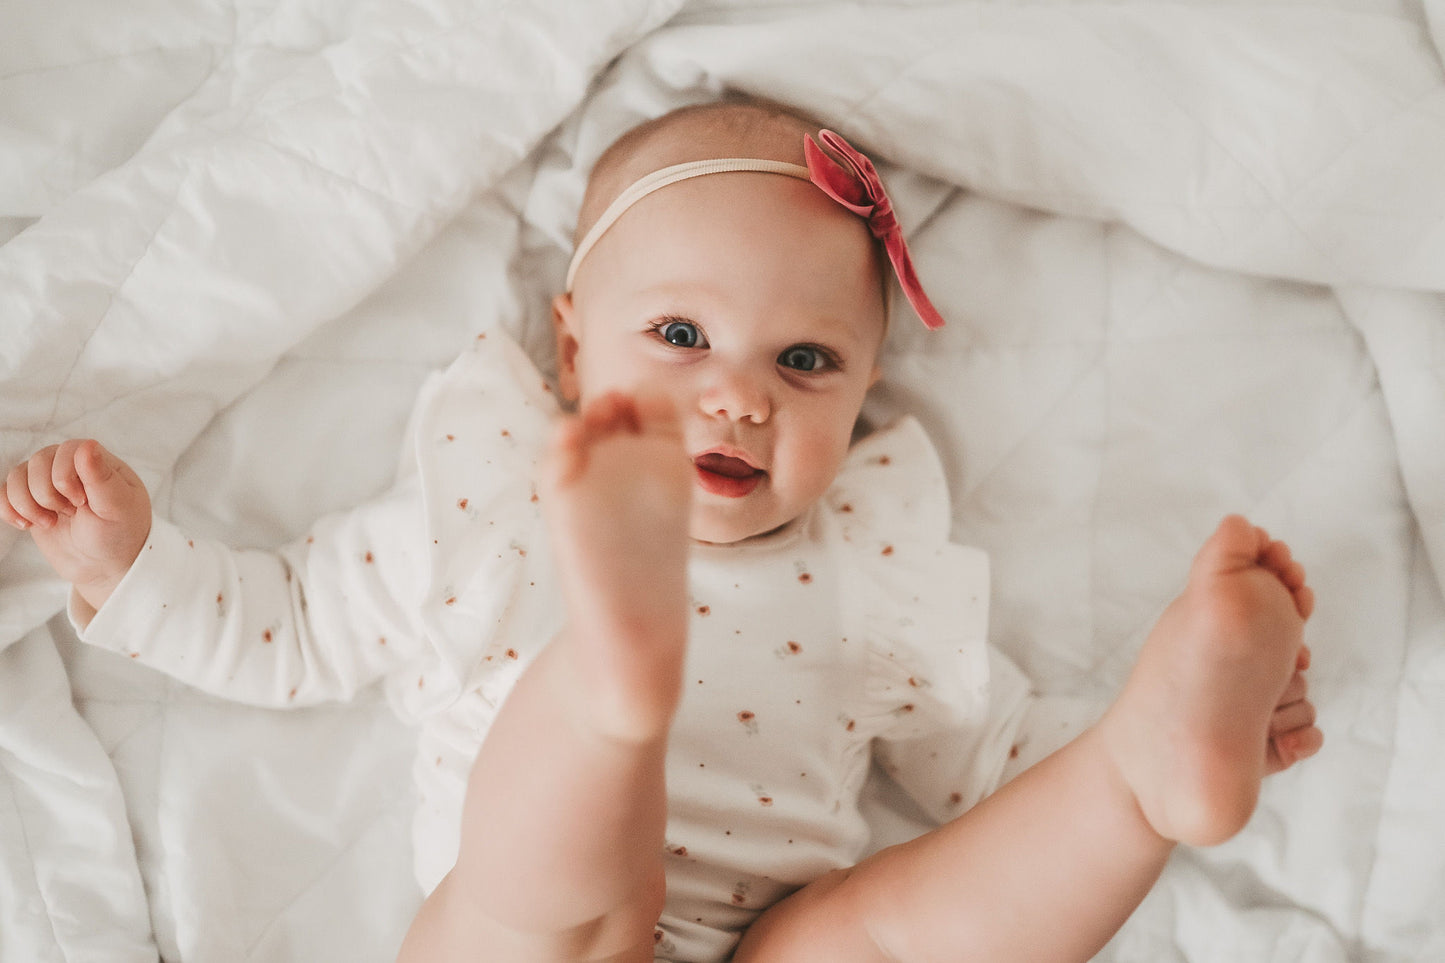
[[555, 169, 887, 544]]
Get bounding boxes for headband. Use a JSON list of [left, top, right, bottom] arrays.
[[565, 129, 945, 329]]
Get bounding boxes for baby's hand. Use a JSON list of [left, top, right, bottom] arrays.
[[2, 440, 151, 612]]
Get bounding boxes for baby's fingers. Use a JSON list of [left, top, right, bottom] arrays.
[[73, 440, 145, 522], [29, 446, 78, 518], [1, 463, 35, 529], [6, 451, 61, 529], [50, 439, 90, 510]]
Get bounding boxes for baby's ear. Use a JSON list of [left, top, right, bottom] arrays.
[[551, 293, 582, 403]]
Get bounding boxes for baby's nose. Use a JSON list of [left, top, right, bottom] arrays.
[[699, 368, 770, 424]]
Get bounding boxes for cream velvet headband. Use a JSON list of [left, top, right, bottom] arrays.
[[564, 129, 945, 329]]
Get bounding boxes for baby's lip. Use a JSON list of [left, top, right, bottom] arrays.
[[693, 448, 764, 478], [693, 447, 767, 498]]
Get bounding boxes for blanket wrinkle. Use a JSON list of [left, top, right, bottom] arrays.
[[1336, 286, 1445, 601], [1080, 385, 1394, 689]]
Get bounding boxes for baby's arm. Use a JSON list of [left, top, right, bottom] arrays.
[[4, 440, 420, 706]]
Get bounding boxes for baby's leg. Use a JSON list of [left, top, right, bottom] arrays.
[[397, 393, 693, 963], [735, 515, 1321, 962]]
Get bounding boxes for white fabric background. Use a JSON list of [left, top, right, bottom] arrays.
[[3, 1, 1444, 959]]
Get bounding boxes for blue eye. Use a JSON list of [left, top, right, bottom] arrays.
[[656, 319, 705, 349], [778, 345, 832, 372]]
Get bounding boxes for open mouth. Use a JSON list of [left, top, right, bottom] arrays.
[[694, 451, 765, 498]]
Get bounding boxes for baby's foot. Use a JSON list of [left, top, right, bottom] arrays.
[[541, 392, 695, 743], [1101, 515, 1321, 846]]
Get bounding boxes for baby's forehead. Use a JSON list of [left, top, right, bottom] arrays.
[[576, 104, 817, 242]]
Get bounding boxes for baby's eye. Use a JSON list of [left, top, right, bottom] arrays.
[[653, 319, 707, 349], [778, 345, 835, 372]]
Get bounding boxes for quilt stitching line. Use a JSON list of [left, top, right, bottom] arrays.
[[227, 3, 524, 157], [242, 782, 415, 957], [951, 340, 1108, 506], [41, 157, 198, 437], [1082, 387, 1385, 682], [0, 42, 225, 82], [1352, 523, 1420, 948], [0, 746, 65, 955], [229, 129, 420, 212], [1060, 8, 1342, 273]]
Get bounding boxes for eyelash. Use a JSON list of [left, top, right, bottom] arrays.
[[646, 317, 843, 373], [647, 317, 705, 349]]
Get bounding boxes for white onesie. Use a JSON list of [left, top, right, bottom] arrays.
[[72, 331, 1032, 962]]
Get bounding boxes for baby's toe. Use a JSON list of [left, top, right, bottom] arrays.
[[1192, 514, 1267, 578]]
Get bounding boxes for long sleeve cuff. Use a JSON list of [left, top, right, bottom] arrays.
[[69, 514, 188, 651]]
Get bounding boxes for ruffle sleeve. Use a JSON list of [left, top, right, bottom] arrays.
[[829, 417, 1033, 825], [402, 331, 561, 713]]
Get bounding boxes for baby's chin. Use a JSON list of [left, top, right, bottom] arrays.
[[687, 507, 799, 546]]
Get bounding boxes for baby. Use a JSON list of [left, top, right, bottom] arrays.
[[2, 99, 1321, 962]]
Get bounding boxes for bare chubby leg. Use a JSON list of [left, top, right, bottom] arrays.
[[735, 515, 1321, 963], [397, 392, 693, 963]]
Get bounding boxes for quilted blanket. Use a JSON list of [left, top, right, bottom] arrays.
[[3, 1, 1444, 959]]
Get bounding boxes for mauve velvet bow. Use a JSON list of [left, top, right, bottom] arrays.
[[803, 129, 946, 330]]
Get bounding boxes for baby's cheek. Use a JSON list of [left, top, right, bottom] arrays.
[[785, 429, 851, 509]]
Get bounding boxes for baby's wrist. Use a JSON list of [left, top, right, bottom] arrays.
[[73, 568, 130, 616]]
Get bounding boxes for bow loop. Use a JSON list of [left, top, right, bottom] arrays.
[[803, 130, 945, 330]]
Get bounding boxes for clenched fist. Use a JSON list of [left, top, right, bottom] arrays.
[[2, 440, 151, 612]]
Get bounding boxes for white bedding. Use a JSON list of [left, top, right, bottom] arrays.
[[3, 1, 1444, 959]]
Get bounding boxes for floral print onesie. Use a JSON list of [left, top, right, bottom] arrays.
[[70, 331, 1031, 962]]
